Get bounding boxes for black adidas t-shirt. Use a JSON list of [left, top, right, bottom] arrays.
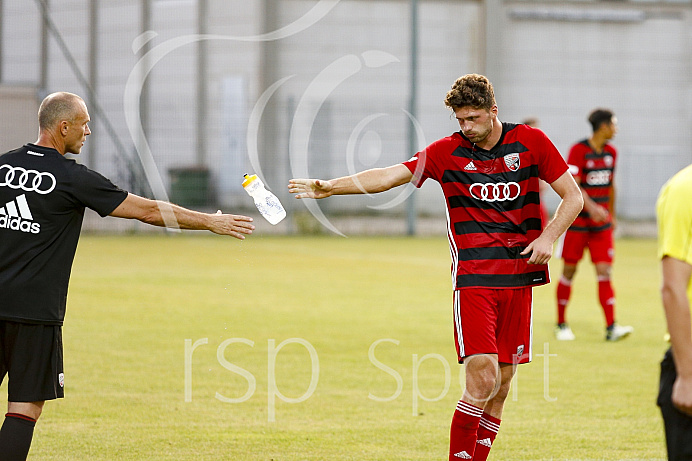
[[0, 144, 128, 325]]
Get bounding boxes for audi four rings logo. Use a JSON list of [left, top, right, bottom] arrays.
[[0, 165, 56, 195], [469, 182, 521, 202]]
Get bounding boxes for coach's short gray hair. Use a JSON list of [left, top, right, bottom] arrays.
[[38, 92, 84, 131]]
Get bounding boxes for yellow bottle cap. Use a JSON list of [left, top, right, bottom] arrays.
[[242, 173, 258, 188]]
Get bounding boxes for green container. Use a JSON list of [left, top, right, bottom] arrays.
[[169, 167, 210, 207]]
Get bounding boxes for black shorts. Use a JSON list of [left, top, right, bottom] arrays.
[[657, 347, 692, 461], [0, 320, 64, 402]]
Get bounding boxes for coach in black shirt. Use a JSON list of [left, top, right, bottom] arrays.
[[0, 92, 254, 460]]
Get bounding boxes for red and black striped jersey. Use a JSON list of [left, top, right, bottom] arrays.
[[402, 123, 568, 290], [567, 140, 616, 232]]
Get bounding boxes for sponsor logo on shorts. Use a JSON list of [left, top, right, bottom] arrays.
[[0, 194, 40, 234], [58, 373, 64, 388], [517, 345, 525, 357]]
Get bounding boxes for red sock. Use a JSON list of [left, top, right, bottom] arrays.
[[598, 277, 615, 326], [449, 400, 483, 460], [556, 277, 572, 324], [473, 413, 501, 461]]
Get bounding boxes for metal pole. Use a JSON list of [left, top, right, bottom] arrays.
[[88, 0, 99, 169], [259, 0, 280, 186], [39, 0, 49, 94], [0, 0, 4, 83], [406, 0, 418, 236], [483, 0, 502, 81], [196, 0, 208, 166], [140, 0, 151, 141]]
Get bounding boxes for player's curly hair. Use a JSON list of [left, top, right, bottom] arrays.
[[444, 74, 496, 111]]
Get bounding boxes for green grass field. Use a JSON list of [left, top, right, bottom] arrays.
[[1, 234, 667, 460]]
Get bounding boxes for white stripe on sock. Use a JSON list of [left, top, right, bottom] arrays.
[[479, 418, 500, 433], [456, 401, 483, 417]]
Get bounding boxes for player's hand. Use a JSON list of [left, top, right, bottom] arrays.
[[520, 235, 553, 265], [288, 178, 334, 199], [672, 375, 692, 416], [211, 210, 254, 239], [587, 204, 609, 223]]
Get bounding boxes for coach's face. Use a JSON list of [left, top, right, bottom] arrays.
[[63, 102, 91, 155], [455, 106, 497, 146]]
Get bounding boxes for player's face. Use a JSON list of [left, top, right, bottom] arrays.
[[454, 106, 497, 145], [64, 103, 91, 155], [605, 116, 618, 140]]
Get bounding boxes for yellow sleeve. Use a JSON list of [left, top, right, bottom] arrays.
[[657, 177, 692, 266]]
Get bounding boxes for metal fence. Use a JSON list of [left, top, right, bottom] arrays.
[[1, 0, 690, 234]]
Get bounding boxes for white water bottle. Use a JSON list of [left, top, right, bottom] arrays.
[[242, 174, 286, 225]]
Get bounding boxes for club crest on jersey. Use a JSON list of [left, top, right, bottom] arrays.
[[604, 155, 613, 167], [504, 153, 520, 172]]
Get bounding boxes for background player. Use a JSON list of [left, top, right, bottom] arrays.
[[554, 108, 633, 341], [0, 92, 254, 460], [657, 163, 692, 460], [289, 74, 582, 461]]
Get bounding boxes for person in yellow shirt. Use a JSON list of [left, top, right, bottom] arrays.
[[656, 163, 692, 460]]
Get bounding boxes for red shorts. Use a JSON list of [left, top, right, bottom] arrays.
[[453, 287, 533, 365], [557, 228, 614, 265]]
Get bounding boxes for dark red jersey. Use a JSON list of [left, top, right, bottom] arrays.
[[402, 123, 568, 289], [566, 140, 616, 232]]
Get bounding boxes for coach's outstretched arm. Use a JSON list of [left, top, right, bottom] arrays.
[[289, 164, 413, 199], [110, 193, 255, 239]]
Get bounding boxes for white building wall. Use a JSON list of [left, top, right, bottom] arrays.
[[272, 0, 482, 217], [1, 0, 690, 228], [489, 2, 692, 218], [3, 0, 42, 84]]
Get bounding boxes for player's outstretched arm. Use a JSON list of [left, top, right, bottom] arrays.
[[109, 193, 255, 239], [287, 178, 335, 199], [289, 164, 413, 199]]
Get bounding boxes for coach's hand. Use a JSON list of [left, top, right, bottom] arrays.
[[521, 235, 553, 265], [288, 179, 334, 199], [210, 211, 255, 239]]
